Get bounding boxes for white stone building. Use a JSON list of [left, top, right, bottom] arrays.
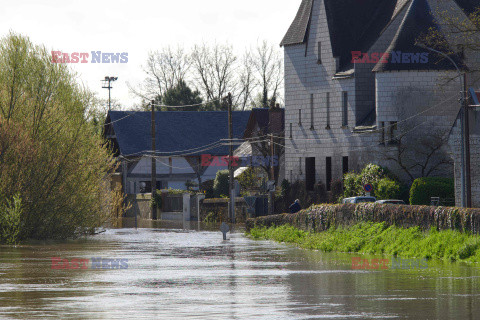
[[282, 0, 480, 195]]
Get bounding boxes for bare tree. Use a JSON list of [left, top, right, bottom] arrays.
[[234, 51, 257, 111], [130, 46, 191, 101], [251, 40, 283, 108], [191, 43, 238, 110], [380, 88, 453, 183]]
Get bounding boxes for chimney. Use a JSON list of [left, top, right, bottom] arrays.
[[268, 104, 283, 134]]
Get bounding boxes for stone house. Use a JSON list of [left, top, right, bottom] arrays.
[[282, 0, 480, 195]]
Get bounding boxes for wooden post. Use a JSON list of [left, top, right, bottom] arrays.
[[227, 93, 235, 224], [151, 100, 157, 220]]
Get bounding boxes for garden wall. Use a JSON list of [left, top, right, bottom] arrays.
[[246, 204, 480, 234], [200, 198, 248, 223]]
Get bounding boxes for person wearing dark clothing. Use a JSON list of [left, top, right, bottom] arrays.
[[289, 199, 301, 214]]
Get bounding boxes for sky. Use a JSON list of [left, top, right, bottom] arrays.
[[1, 0, 301, 109]]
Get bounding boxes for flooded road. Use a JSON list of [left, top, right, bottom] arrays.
[[1, 222, 480, 319]]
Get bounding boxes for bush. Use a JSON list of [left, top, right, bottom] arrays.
[[201, 180, 215, 198], [0, 194, 23, 244], [410, 177, 454, 205], [376, 178, 401, 200], [280, 179, 291, 198], [329, 179, 344, 203], [313, 181, 328, 204], [343, 172, 363, 197], [342, 163, 406, 200], [213, 170, 230, 198]]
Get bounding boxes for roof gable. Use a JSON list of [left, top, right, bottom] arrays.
[[280, 0, 314, 47], [373, 0, 466, 72]]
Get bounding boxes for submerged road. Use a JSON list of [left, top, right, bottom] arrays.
[[1, 223, 479, 319]]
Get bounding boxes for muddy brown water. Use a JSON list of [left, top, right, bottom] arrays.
[[1, 220, 480, 319]]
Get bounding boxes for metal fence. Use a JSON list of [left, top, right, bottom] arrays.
[[430, 197, 456, 207]]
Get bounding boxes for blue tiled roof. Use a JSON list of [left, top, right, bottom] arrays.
[[107, 111, 251, 157]]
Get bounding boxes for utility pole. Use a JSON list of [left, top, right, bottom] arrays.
[[102, 76, 118, 110], [151, 100, 157, 220], [269, 133, 275, 215], [464, 73, 472, 208], [227, 93, 235, 224]]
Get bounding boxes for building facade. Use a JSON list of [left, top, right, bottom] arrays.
[[282, 0, 480, 194]]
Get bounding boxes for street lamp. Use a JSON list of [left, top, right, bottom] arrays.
[[102, 76, 118, 110], [416, 42, 471, 207]]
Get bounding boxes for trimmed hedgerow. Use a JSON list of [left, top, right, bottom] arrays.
[[409, 177, 454, 205], [245, 203, 480, 235]]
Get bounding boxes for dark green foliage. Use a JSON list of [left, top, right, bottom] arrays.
[[213, 170, 230, 198], [280, 179, 291, 198], [410, 177, 454, 205], [376, 178, 401, 200], [156, 80, 203, 111], [329, 179, 343, 203], [201, 180, 215, 198], [313, 181, 328, 204]]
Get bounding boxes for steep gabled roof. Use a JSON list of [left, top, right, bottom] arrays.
[[280, 0, 314, 47], [106, 111, 251, 157], [324, 0, 401, 72], [280, 0, 412, 71], [453, 0, 480, 16], [373, 0, 466, 72]]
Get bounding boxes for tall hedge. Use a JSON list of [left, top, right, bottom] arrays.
[[409, 177, 454, 205], [213, 170, 230, 197]]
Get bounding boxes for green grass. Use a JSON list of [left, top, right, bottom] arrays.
[[248, 222, 480, 263]]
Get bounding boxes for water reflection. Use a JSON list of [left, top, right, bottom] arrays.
[[0, 223, 480, 319]]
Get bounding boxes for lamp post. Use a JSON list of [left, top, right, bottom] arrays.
[[416, 43, 471, 207], [102, 76, 118, 110]]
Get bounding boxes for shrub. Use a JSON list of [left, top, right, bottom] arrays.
[[201, 180, 215, 198], [342, 163, 406, 200], [0, 194, 23, 244], [213, 170, 230, 198], [410, 177, 454, 205], [329, 179, 344, 203], [237, 167, 259, 191], [280, 179, 291, 198], [313, 181, 328, 204], [343, 172, 363, 197], [376, 178, 401, 200]]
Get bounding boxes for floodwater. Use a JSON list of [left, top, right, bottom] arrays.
[[1, 220, 480, 319]]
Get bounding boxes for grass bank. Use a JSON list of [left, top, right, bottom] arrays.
[[247, 222, 480, 263]]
